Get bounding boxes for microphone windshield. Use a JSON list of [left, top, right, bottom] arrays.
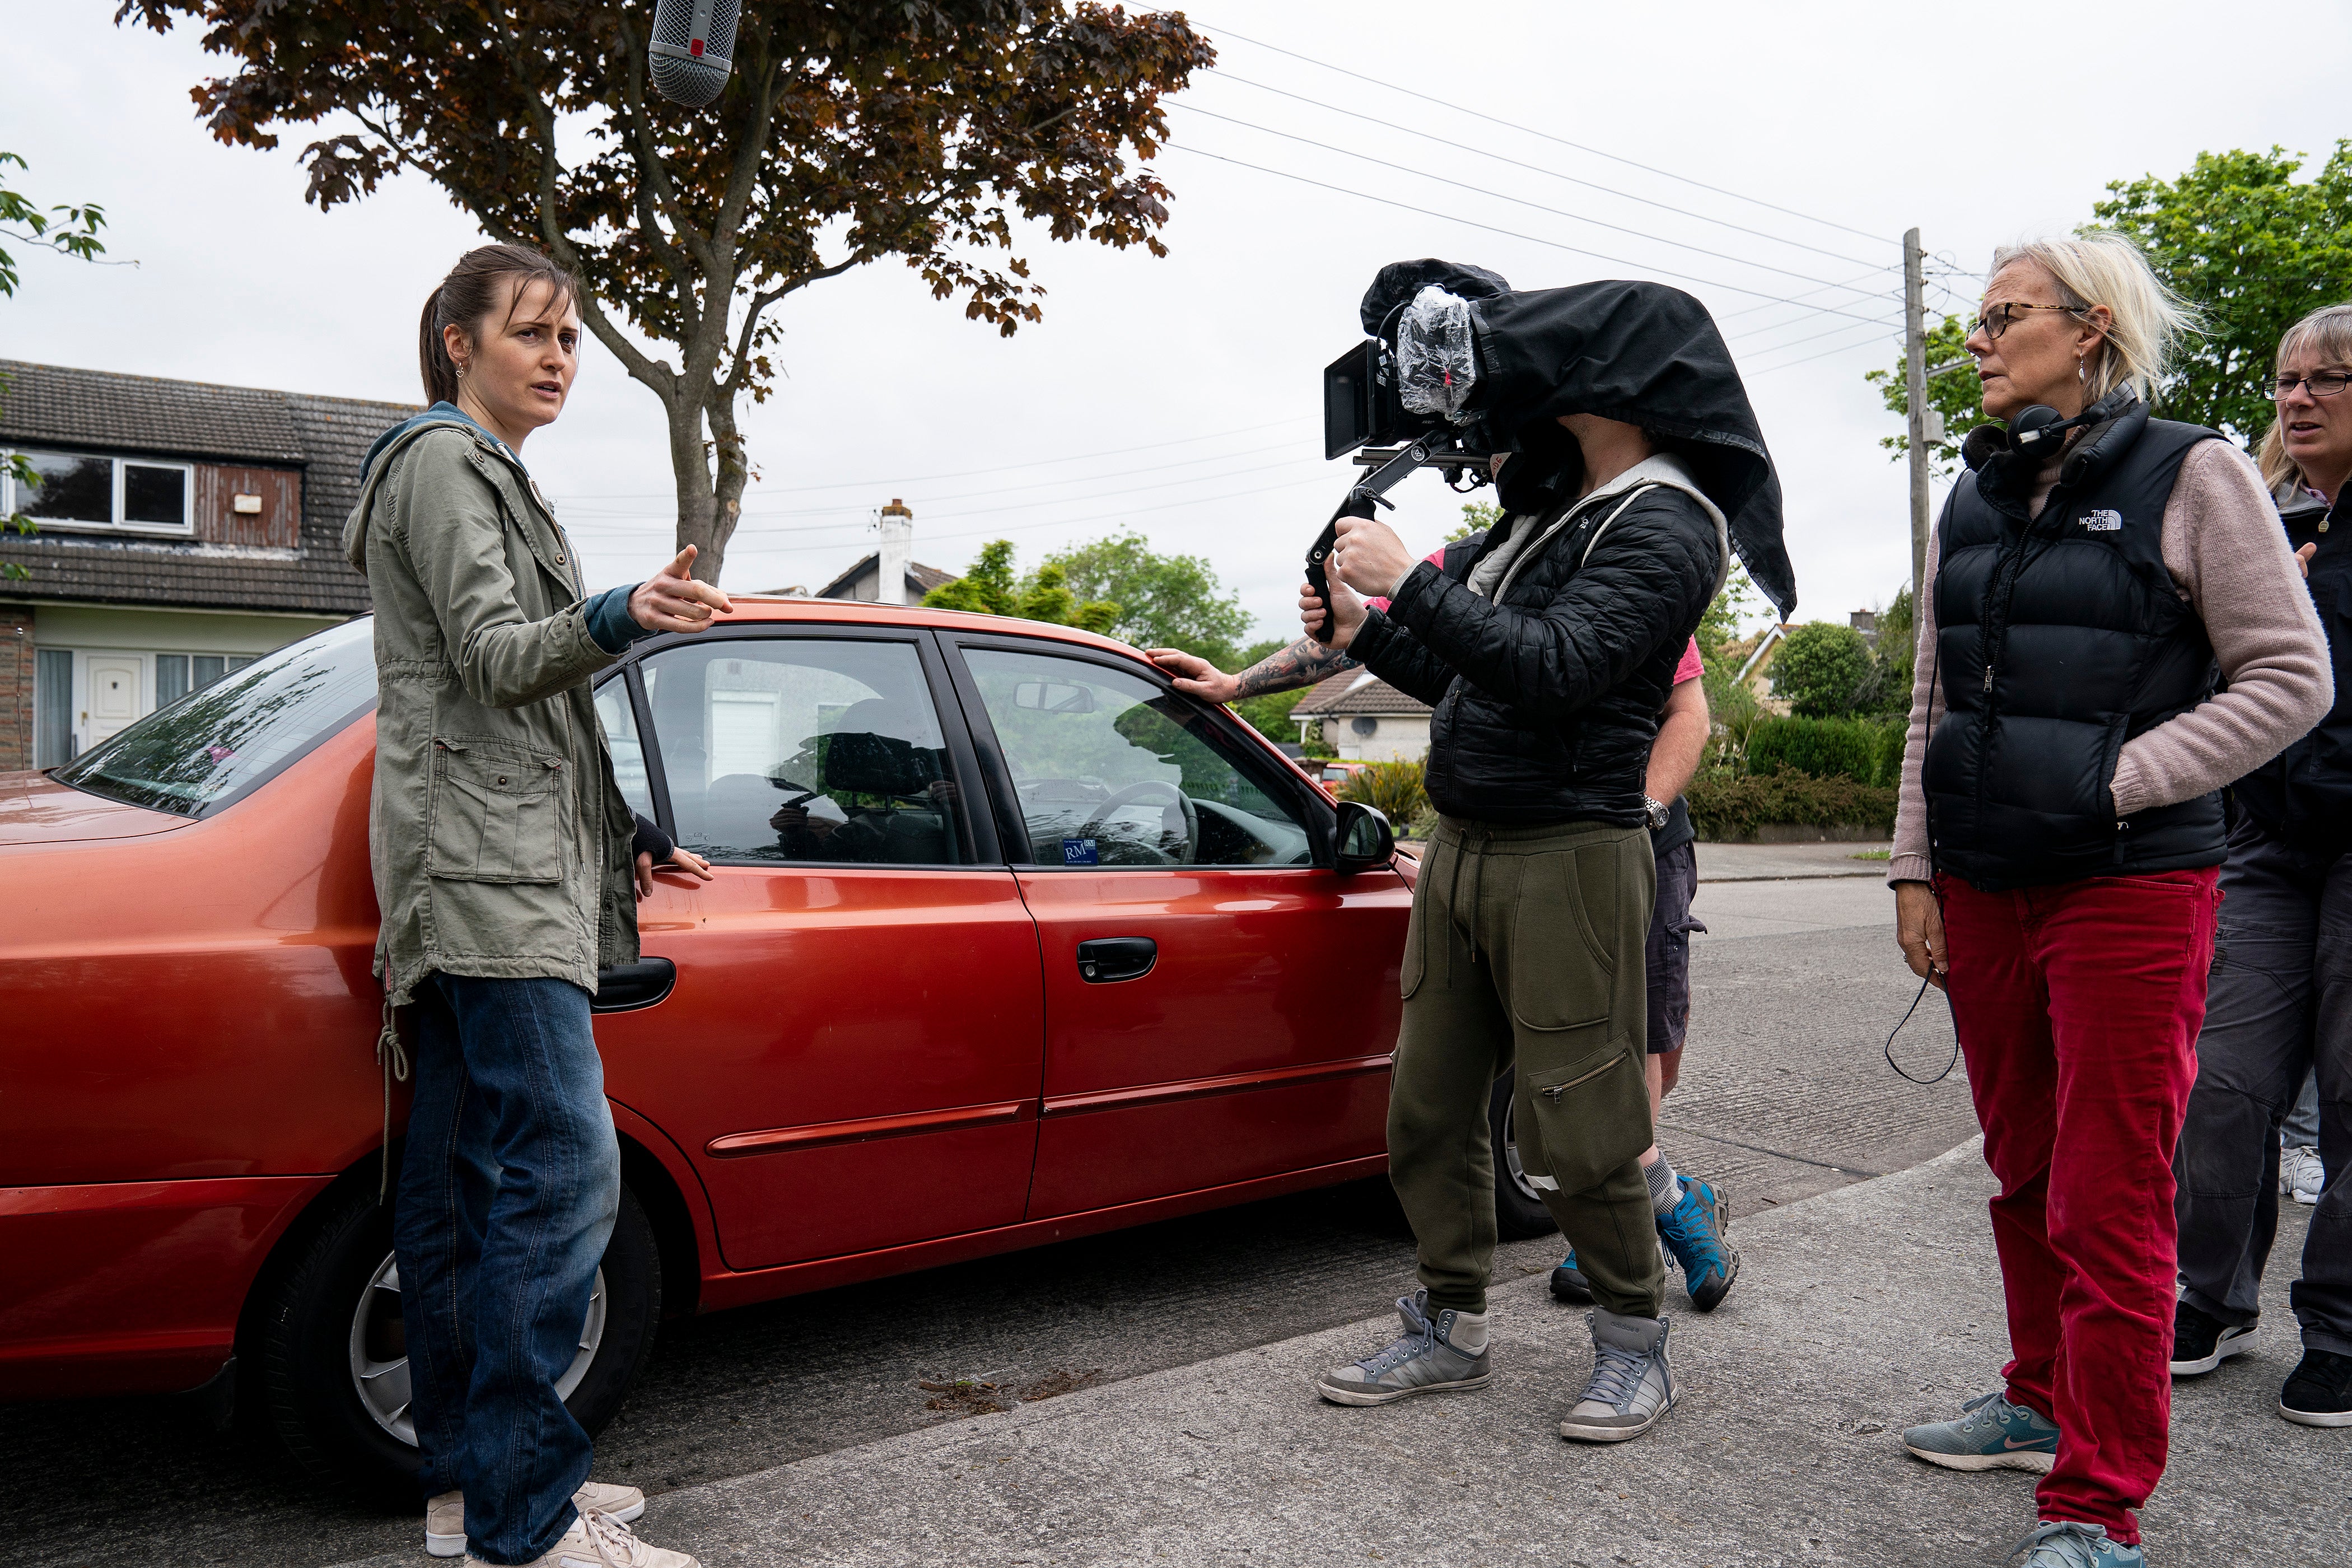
[[649, 0, 740, 107]]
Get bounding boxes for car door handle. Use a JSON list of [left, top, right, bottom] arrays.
[[1075, 937, 1157, 984], [592, 957, 676, 1013]]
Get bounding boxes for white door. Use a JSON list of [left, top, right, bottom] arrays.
[[85, 655, 145, 746]]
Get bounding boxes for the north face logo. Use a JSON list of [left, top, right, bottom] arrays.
[[2082, 510, 2124, 532]]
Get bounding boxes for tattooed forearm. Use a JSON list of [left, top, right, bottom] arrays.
[[1231, 637, 1360, 700]]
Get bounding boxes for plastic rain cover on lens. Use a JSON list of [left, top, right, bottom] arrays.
[[1396, 286, 1478, 418]]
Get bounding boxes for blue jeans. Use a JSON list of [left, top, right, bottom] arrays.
[[394, 974, 620, 1564]]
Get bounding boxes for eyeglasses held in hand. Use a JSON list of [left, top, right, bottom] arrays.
[[2271, 371, 2352, 401], [1972, 302, 2087, 341]]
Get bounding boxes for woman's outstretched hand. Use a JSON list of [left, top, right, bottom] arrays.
[[634, 844, 714, 901], [1894, 880, 1948, 991], [629, 544, 734, 633]]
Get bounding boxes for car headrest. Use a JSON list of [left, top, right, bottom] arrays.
[[823, 731, 939, 797]]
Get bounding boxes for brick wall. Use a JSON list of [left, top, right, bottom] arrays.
[[0, 607, 32, 772]]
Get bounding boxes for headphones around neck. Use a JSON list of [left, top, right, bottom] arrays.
[[2008, 402, 2096, 459]]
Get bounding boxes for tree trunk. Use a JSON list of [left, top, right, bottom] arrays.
[[703, 390, 749, 586], [664, 391, 729, 585]]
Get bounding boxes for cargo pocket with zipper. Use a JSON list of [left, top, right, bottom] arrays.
[[1516, 1036, 1651, 1199], [427, 736, 567, 883]]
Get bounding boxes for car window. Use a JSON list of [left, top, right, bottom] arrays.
[[639, 638, 965, 866], [962, 646, 1313, 869], [51, 617, 377, 818], [592, 678, 656, 822]]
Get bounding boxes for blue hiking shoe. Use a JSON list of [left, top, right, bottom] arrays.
[[1656, 1175, 1738, 1312], [1550, 1248, 1593, 1303], [1901, 1390, 2060, 1473], [2006, 1520, 2143, 1567]]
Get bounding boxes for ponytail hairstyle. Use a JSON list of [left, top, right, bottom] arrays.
[[1989, 231, 2197, 406], [417, 244, 581, 407], [2257, 301, 2352, 501]]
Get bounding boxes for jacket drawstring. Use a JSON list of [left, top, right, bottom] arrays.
[[376, 994, 409, 1203]]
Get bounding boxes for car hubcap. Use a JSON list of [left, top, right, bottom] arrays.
[[349, 1252, 607, 1446], [1499, 1096, 1543, 1204]]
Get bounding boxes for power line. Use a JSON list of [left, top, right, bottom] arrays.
[[1168, 144, 1901, 327], [1182, 13, 1897, 249], [1748, 322, 1900, 376], [545, 414, 1317, 504], [1202, 70, 1889, 273], [1169, 100, 1898, 305]]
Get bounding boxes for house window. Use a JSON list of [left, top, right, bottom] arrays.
[[3, 449, 195, 536], [34, 648, 74, 768], [156, 652, 255, 707]]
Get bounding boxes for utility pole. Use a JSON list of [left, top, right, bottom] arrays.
[[1903, 227, 1929, 613]]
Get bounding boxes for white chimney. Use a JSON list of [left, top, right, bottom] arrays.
[[875, 498, 913, 605]]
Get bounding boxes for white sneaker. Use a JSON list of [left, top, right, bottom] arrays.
[[428, 1485, 647, 1559], [467, 1510, 696, 1568], [2284, 1145, 2324, 1207]]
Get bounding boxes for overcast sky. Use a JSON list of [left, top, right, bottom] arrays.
[[7, 1, 2349, 647]]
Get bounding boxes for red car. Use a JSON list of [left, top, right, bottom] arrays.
[[1, 598, 1541, 1489]]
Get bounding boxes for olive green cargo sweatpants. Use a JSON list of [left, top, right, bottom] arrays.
[[1389, 816, 1664, 1320]]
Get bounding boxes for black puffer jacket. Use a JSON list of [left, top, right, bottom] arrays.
[[1350, 476, 1723, 825]]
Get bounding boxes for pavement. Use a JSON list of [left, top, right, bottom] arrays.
[[324, 1146, 2335, 1568]]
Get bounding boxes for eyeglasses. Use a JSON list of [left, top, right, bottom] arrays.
[[2270, 371, 2352, 400], [1971, 301, 2087, 341]]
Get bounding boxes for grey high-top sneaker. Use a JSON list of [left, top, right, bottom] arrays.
[[1557, 1309, 1675, 1442], [1316, 1289, 1492, 1406]]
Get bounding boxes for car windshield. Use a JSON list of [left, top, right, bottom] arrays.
[[52, 617, 378, 818]]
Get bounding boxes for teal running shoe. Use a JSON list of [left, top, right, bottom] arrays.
[[2006, 1520, 2143, 1567], [1902, 1390, 2060, 1473], [1657, 1175, 1738, 1312], [1550, 1248, 1593, 1303]]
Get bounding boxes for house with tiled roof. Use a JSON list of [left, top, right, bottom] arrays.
[[1291, 668, 1432, 763], [1, 359, 401, 770]]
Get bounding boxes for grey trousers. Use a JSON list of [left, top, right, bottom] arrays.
[[2174, 813, 2352, 1355]]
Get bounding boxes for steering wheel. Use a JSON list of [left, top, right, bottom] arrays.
[[1078, 778, 1199, 865]]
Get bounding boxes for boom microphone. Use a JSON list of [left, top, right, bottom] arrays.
[[648, 0, 739, 107]]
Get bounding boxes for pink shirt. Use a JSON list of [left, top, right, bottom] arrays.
[[1366, 548, 1702, 685]]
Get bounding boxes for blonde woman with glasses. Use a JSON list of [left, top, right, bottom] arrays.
[[2170, 301, 2352, 1434], [1884, 234, 2331, 1567]]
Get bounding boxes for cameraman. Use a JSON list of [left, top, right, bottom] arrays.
[[1297, 268, 1787, 1445], [1151, 601, 1739, 1317]]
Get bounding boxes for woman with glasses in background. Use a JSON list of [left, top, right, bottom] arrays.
[[2169, 301, 2352, 1435], [1884, 234, 2330, 1568]]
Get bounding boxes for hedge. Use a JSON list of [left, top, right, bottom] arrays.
[[1746, 715, 1908, 786], [1685, 765, 1897, 841]]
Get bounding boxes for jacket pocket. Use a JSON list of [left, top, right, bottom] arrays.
[[428, 736, 567, 883], [1508, 845, 1617, 1038], [1518, 1037, 1650, 1198]]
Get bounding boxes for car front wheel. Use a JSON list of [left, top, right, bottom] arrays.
[[254, 1180, 663, 1499], [1488, 1074, 1561, 1240]]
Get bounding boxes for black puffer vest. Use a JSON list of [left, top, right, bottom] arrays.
[[1923, 394, 2224, 890], [2232, 491, 2352, 859]]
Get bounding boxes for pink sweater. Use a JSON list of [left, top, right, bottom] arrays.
[[1888, 440, 2332, 886]]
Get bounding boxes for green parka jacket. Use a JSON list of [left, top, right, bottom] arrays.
[[342, 414, 637, 1009]]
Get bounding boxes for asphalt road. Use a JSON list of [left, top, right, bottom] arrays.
[[13, 867, 1986, 1568]]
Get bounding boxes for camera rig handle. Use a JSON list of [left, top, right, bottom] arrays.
[[1304, 435, 1461, 646]]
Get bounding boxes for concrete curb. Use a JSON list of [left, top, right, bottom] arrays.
[[335, 1136, 2336, 1568]]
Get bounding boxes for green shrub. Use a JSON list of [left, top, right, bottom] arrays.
[[1770, 622, 1874, 717], [1685, 765, 1897, 841], [1338, 758, 1428, 829], [1872, 717, 1910, 788], [1746, 716, 1879, 782]]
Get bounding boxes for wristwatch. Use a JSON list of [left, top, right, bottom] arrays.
[[1643, 796, 1670, 831]]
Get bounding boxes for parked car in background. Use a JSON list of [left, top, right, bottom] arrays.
[[2, 598, 1534, 1493]]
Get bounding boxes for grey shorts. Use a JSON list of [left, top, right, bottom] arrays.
[[1645, 838, 1703, 1054]]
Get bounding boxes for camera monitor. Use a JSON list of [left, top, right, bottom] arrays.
[[1323, 340, 1378, 461]]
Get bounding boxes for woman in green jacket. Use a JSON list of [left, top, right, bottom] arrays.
[[345, 244, 725, 1568]]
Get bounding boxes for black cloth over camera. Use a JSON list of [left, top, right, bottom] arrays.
[[1470, 278, 1794, 620], [1358, 258, 1513, 338]]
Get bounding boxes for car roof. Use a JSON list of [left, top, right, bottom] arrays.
[[699, 596, 1143, 658]]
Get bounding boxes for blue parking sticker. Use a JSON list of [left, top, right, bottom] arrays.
[[1061, 837, 1100, 866]]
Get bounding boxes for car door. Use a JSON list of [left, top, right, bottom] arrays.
[[942, 635, 1412, 1219], [587, 627, 1044, 1273]]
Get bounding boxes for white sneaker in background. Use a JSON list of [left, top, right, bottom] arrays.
[[2284, 1145, 2325, 1207], [428, 1486, 648, 1560], [469, 1509, 696, 1568]]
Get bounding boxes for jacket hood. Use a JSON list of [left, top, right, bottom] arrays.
[[343, 405, 503, 569], [1466, 279, 1792, 619]]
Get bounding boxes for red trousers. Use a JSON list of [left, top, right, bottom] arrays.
[[1937, 868, 2218, 1544]]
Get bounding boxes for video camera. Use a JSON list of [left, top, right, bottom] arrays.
[[1304, 288, 1499, 643]]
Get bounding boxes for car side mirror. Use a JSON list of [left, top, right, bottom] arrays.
[[1334, 800, 1395, 875], [1015, 679, 1095, 714]]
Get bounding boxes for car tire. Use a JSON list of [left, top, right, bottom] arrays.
[[1488, 1074, 1560, 1240], [253, 1178, 663, 1500]]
